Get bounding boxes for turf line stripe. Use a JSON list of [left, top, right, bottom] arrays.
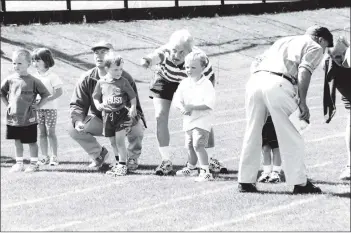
[[189, 196, 322, 231], [1, 176, 148, 209], [37, 184, 233, 231]]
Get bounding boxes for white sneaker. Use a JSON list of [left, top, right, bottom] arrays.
[[24, 164, 39, 173], [9, 163, 24, 173], [106, 164, 128, 176], [209, 158, 228, 174], [37, 156, 50, 165], [339, 166, 350, 180], [127, 158, 139, 171], [195, 170, 214, 182], [176, 167, 199, 177], [155, 160, 173, 176], [88, 160, 97, 168], [49, 156, 59, 166]]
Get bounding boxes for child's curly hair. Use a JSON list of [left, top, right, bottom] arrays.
[[12, 49, 32, 63], [168, 29, 194, 51]]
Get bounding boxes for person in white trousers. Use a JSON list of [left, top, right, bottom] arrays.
[[238, 25, 334, 194]]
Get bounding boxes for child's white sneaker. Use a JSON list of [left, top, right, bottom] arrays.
[[106, 164, 128, 176], [37, 156, 50, 165], [49, 156, 59, 166], [24, 164, 39, 173], [155, 160, 173, 176], [176, 167, 199, 177], [195, 170, 214, 182], [9, 163, 24, 173], [127, 158, 139, 171]]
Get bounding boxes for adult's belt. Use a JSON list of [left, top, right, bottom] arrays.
[[269, 71, 297, 85]]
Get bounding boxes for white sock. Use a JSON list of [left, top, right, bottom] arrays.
[[159, 146, 172, 161], [187, 163, 196, 169], [30, 158, 38, 165], [263, 165, 272, 174], [200, 165, 210, 173], [16, 157, 24, 164], [273, 166, 282, 173]]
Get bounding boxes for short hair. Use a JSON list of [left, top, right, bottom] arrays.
[[168, 29, 194, 50], [32, 48, 55, 68], [305, 25, 334, 47], [12, 49, 31, 63], [185, 51, 208, 68], [104, 52, 124, 68]]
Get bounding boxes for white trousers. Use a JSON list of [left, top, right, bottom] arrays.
[[238, 72, 307, 185]]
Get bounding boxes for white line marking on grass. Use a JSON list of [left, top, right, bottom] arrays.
[[189, 196, 322, 231], [2, 176, 148, 209], [307, 133, 345, 142], [308, 162, 332, 169], [38, 184, 233, 231]]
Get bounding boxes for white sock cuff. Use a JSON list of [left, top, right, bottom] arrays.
[[31, 158, 38, 162], [200, 165, 210, 173], [272, 166, 282, 172], [263, 165, 272, 174], [159, 146, 172, 161], [187, 163, 196, 169], [16, 157, 24, 162]]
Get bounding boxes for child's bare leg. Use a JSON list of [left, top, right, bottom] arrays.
[[272, 148, 282, 171], [115, 130, 128, 163], [109, 136, 119, 164], [193, 129, 210, 172], [28, 142, 39, 165], [14, 139, 24, 161], [47, 127, 58, 157], [262, 144, 272, 174], [185, 131, 197, 167], [38, 124, 48, 157]]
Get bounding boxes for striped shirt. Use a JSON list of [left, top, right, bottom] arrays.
[[148, 46, 215, 83]]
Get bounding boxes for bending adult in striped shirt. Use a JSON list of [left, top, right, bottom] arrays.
[[141, 29, 227, 176]]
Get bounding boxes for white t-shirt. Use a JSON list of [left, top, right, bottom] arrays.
[[173, 77, 215, 132], [35, 70, 63, 109]]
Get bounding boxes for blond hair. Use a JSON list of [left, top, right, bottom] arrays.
[[168, 29, 194, 50], [104, 51, 124, 68], [12, 49, 31, 63], [185, 51, 208, 68]]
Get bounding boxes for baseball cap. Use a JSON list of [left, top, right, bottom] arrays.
[[91, 41, 113, 51], [305, 25, 334, 47]]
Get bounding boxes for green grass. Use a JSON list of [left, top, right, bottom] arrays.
[[1, 8, 350, 231]]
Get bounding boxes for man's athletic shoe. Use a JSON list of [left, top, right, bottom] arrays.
[[37, 156, 50, 165], [176, 167, 199, 177], [9, 163, 24, 173], [339, 166, 350, 180], [195, 170, 214, 182], [257, 172, 271, 183], [49, 156, 59, 166], [209, 158, 228, 174], [127, 158, 139, 171], [106, 164, 128, 176], [24, 164, 39, 173], [293, 180, 322, 194], [155, 160, 173, 176], [89, 147, 109, 168], [238, 183, 258, 193], [268, 171, 282, 183]]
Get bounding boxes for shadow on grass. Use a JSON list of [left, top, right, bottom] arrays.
[[310, 179, 350, 186]]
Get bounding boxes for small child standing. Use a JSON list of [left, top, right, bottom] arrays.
[[173, 51, 216, 182], [258, 115, 283, 183], [0, 49, 51, 172], [92, 52, 137, 176], [32, 48, 63, 166]]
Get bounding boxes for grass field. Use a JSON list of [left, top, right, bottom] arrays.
[[1, 7, 350, 231]]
